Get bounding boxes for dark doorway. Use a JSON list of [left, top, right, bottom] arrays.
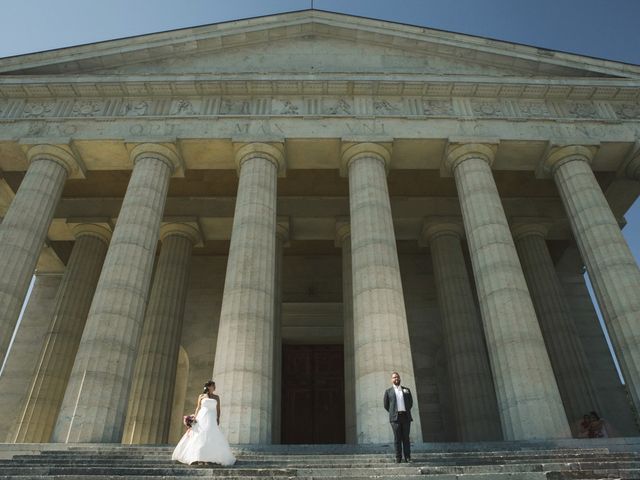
[[281, 344, 345, 444]]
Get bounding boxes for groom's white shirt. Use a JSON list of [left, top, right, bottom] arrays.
[[393, 384, 406, 412]]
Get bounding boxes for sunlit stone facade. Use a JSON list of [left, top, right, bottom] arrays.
[[1, 11, 639, 445]]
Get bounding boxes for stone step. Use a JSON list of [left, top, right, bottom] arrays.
[[0, 466, 295, 476]]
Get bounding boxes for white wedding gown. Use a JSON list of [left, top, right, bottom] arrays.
[[172, 397, 236, 466]]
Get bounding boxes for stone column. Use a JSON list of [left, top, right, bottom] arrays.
[[123, 221, 200, 444], [0, 273, 63, 442], [512, 222, 602, 434], [444, 143, 570, 440], [556, 247, 639, 435], [544, 145, 640, 412], [421, 219, 502, 441], [336, 220, 357, 444], [624, 152, 640, 182], [212, 143, 284, 444], [342, 142, 422, 443], [14, 223, 111, 443], [0, 145, 81, 364], [271, 218, 289, 444], [52, 144, 181, 443]]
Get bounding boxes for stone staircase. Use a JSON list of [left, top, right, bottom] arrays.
[[0, 439, 639, 479]]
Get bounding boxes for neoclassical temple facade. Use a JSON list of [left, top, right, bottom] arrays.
[[1, 11, 640, 446]]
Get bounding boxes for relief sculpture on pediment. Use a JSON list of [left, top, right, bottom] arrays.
[[219, 99, 250, 115], [517, 101, 552, 118], [566, 102, 598, 119], [71, 101, 104, 117], [471, 101, 503, 117], [422, 99, 453, 116], [23, 102, 56, 117], [274, 99, 301, 115], [324, 98, 352, 115], [171, 99, 199, 115], [373, 99, 401, 115], [124, 100, 150, 116], [613, 103, 640, 120]]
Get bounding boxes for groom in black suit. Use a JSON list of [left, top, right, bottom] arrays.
[[383, 371, 413, 463]]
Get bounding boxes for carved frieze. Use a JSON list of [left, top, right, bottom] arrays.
[[613, 103, 640, 120], [422, 99, 453, 116], [0, 95, 637, 123]]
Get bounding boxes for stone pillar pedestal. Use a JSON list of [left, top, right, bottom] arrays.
[[512, 222, 602, 434], [336, 220, 356, 444], [212, 143, 284, 444], [272, 218, 289, 444], [123, 221, 200, 444], [421, 219, 502, 441], [0, 273, 63, 442], [342, 142, 422, 444], [52, 144, 180, 443], [0, 145, 79, 364], [445, 143, 570, 440], [15, 223, 111, 443], [544, 145, 640, 412]]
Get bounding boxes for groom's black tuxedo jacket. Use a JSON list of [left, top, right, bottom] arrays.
[[383, 385, 414, 422]]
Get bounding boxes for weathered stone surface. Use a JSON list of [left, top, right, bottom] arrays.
[[546, 146, 640, 416], [422, 219, 502, 441], [445, 143, 570, 440], [344, 143, 422, 444], [0, 148, 71, 365], [0, 274, 63, 443], [513, 224, 602, 435], [52, 147, 176, 443], [14, 224, 110, 443], [212, 143, 283, 444], [123, 222, 199, 444]]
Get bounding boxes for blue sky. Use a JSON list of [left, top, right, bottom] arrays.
[[1, 0, 639, 376]]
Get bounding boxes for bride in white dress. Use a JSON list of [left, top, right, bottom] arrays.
[[172, 380, 236, 466]]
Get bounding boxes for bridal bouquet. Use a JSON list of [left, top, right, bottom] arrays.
[[183, 415, 196, 429]]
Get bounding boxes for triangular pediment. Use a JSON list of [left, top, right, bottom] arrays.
[[1, 10, 638, 80], [87, 36, 537, 76]]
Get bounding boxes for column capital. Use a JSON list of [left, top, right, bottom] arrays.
[[624, 151, 640, 181], [234, 142, 286, 177], [67, 218, 113, 243], [23, 144, 86, 179], [443, 142, 497, 176], [510, 218, 552, 241], [335, 217, 351, 247], [159, 218, 203, 246], [129, 143, 184, 177], [340, 142, 392, 177], [420, 217, 465, 246], [541, 145, 597, 176], [276, 216, 291, 245]]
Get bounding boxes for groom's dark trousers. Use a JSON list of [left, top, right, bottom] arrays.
[[390, 412, 411, 461]]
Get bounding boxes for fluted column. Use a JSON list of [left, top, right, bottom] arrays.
[[544, 145, 640, 412], [444, 143, 570, 440], [625, 152, 640, 182], [421, 219, 502, 441], [52, 144, 180, 443], [123, 221, 200, 444], [0, 145, 81, 364], [512, 222, 602, 434], [343, 142, 422, 444], [212, 142, 284, 444], [0, 273, 63, 442], [336, 220, 356, 444], [14, 223, 111, 442], [272, 218, 289, 444]]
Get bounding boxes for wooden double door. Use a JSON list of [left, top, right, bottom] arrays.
[[281, 344, 345, 444]]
